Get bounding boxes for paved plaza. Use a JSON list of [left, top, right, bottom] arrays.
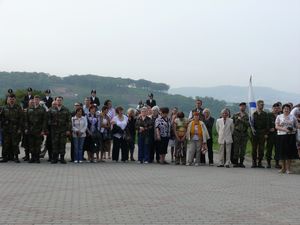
[[0, 145, 299, 225]]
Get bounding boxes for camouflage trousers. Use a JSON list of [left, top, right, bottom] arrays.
[[175, 139, 187, 164], [2, 131, 21, 158], [28, 133, 44, 155], [233, 134, 248, 163], [51, 131, 67, 155]]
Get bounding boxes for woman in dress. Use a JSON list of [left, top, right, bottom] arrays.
[[275, 104, 299, 174]]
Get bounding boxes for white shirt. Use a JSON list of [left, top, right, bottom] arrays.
[[112, 115, 128, 139], [72, 116, 88, 137], [276, 114, 298, 135]]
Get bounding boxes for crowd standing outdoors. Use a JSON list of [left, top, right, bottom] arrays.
[[0, 88, 300, 174]]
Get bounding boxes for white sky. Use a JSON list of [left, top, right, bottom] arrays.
[[0, 0, 299, 93]]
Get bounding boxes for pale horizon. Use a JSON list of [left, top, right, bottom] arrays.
[[0, 0, 299, 93]]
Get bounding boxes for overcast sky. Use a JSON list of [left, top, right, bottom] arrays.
[[0, 0, 299, 93]]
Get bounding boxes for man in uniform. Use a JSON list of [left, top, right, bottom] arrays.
[[251, 100, 269, 168], [188, 98, 204, 121], [266, 103, 281, 168], [232, 102, 249, 168], [22, 87, 34, 109], [25, 95, 47, 163], [42, 89, 53, 109], [48, 96, 71, 164], [0, 94, 23, 163], [90, 89, 100, 108], [22, 99, 35, 161]]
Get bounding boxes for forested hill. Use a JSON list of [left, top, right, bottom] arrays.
[[0, 72, 238, 118]]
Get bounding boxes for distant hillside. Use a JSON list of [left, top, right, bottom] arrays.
[[169, 86, 300, 105], [0, 72, 239, 118]]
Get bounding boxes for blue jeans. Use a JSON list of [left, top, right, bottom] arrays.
[[73, 137, 85, 161], [138, 134, 149, 162]]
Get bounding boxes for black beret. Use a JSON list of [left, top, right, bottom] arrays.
[[7, 89, 13, 94], [239, 102, 247, 106]]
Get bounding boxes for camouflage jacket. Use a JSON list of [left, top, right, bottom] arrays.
[[0, 104, 23, 133], [24, 105, 48, 134], [232, 112, 249, 136], [48, 106, 71, 132]]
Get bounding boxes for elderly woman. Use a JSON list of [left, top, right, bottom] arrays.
[[127, 108, 137, 161], [149, 106, 160, 163], [155, 107, 171, 164], [216, 108, 234, 168], [275, 104, 299, 174], [136, 107, 152, 163], [186, 112, 209, 166], [111, 106, 129, 162], [72, 108, 88, 163], [99, 105, 111, 162], [86, 105, 101, 162], [203, 108, 215, 166]]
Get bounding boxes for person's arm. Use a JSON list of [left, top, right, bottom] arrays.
[[275, 115, 289, 132]]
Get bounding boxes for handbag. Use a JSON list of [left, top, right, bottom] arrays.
[[102, 129, 112, 141]]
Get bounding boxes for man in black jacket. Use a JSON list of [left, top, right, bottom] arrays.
[[42, 89, 53, 109], [90, 89, 100, 108], [22, 87, 34, 109], [146, 93, 156, 108]]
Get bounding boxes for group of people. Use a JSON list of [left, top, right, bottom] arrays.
[[0, 88, 299, 174]]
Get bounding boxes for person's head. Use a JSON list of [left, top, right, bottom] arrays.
[[203, 108, 211, 119], [148, 93, 153, 99], [74, 102, 81, 110], [89, 105, 96, 114], [172, 107, 178, 115], [195, 99, 202, 109], [256, 100, 264, 111], [140, 107, 147, 117], [282, 104, 292, 115], [160, 107, 169, 118], [177, 111, 185, 119], [127, 108, 136, 117], [102, 105, 108, 114], [288, 102, 293, 109], [152, 106, 160, 117], [193, 111, 200, 121], [84, 97, 91, 106], [34, 95, 40, 106], [115, 106, 124, 116], [27, 87, 33, 95], [7, 94, 16, 105], [45, 89, 51, 96], [239, 102, 247, 112], [75, 107, 84, 117], [28, 99, 35, 108], [104, 99, 112, 108], [91, 89, 96, 97], [221, 108, 229, 119], [55, 96, 63, 107], [272, 103, 280, 114], [52, 100, 58, 108]]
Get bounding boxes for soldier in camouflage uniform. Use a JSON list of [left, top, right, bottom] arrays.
[[251, 100, 269, 168], [22, 99, 35, 161], [0, 94, 23, 163], [266, 103, 281, 169], [24, 96, 48, 163], [232, 102, 249, 168], [48, 96, 71, 164]]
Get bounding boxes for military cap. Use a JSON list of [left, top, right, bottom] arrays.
[[7, 88, 13, 94], [45, 89, 51, 94], [239, 102, 247, 106], [91, 89, 96, 94], [148, 93, 153, 97], [27, 87, 33, 92]]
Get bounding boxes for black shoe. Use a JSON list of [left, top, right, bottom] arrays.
[[225, 165, 230, 168], [51, 159, 58, 164], [14, 159, 20, 163], [217, 165, 224, 167], [130, 158, 136, 162], [28, 158, 35, 163], [0, 159, 8, 163], [275, 164, 282, 169], [36, 159, 40, 163], [257, 163, 265, 168], [60, 154, 67, 164], [239, 163, 246, 168], [267, 164, 271, 169], [163, 161, 169, 164], [233, 164, 239, 168]]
